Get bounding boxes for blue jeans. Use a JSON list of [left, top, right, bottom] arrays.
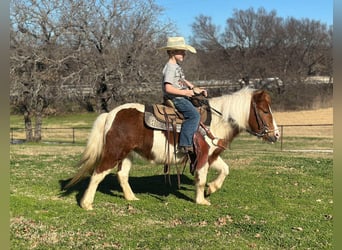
[[172, 97, 200, 147]]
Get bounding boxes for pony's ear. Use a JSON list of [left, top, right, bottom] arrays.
[[253, 90, 271, 104]]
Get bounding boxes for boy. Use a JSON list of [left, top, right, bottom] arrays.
[[159, 37, 206, 154]]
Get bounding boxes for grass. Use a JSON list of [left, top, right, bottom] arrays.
[[9, 112, 333, 249], [10, 141, 333, 249], [10, 113, 98, 128]]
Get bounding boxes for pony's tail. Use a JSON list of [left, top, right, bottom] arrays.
[[65, 112, 108, 189]]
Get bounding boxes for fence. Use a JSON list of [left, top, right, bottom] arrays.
[[10, 124, 333, 152], [10, 127, 91, 144], [278, 124, 333, 151]]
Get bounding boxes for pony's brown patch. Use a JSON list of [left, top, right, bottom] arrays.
[[97, 108, 154, 173]]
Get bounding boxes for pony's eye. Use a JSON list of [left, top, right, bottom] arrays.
[[262, 110, 269, 114]]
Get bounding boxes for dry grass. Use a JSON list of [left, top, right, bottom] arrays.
[[273, 107, 333, 138], [273, 107, 333, 125], [10, 144, 84, 157]]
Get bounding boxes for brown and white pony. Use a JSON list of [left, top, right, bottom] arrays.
[[66, 87, 280, 210]]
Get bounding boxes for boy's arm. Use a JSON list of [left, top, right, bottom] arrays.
[[184, 80, 208, 97], [183, 79, 194, 89], [164, 83, 194, 98]]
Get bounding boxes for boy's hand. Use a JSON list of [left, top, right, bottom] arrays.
[[184, 89, 195, 97], [193, 87, 208, 97]]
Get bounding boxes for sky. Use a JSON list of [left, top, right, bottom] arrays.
[[155, 0, 333, 39]]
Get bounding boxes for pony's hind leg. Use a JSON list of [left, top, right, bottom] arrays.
[[80, 168, 112, 210], [206, 156, 229, 196], [117, 158, 139, 201]]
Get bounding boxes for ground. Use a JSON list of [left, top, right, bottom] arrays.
[[273, 107, 333, 125]]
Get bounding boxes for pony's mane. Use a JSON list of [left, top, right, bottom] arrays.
[[210, 87, 255, 129]]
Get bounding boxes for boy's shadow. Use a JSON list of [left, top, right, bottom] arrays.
[[59, 173, 195, 206]]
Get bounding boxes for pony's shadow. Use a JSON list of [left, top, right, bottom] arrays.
[[59, 173, 195, 206]]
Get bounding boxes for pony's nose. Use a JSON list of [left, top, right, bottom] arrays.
[[274, 129, 280, 139]]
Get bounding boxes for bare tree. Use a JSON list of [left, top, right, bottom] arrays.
[[190, 7, 332, 85], [10, 0, 172, 141], [10, 0, 69, 141]]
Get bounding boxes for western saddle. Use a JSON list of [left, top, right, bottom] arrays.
[[144, 94, 226, 188]]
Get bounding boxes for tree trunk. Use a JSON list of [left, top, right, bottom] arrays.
[[34, 113, 42, 142], [96, 82, 110, 113], [24, 110, 33, 141]]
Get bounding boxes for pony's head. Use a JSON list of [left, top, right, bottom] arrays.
[[247, 90, 280, 143]]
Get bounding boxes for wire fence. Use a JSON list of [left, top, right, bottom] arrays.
[[10, 127, 91, 144], [278, 124, 333, 151], [10, 124, 333, 152]]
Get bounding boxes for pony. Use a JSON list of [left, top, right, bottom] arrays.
[[65, 87, 280, 210]]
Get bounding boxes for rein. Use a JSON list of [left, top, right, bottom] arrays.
[[210, 106, 222, 116]]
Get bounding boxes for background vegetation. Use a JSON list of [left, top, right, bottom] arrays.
[[10, 0, 333, 142]]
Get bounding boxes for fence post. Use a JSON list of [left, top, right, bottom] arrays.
[[10, 127, 13, 143], [280, 125, 283, 151], [72, 128, 75, 144]]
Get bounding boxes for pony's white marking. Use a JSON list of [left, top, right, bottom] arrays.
[[206, 157, 229, 195], [195, 163, 211, 205], [150, 130, 174, 163], [269, 105, 280, 139], [117, 158, 139, 201], [80, 169, 112, 210]]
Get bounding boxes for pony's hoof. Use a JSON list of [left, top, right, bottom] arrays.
[[206, 183, 219, 196], [196, 199, 211, 206], [80, 202, 93, 210], [125, 196, 140, 201]]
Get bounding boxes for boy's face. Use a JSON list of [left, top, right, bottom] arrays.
[[172, 50, 186, 62]]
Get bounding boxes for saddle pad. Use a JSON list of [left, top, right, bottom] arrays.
[[144, 105, 182, 132], [144, 103, 212, 131]]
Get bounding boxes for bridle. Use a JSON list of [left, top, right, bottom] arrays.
[[246, 101, 274, 138], [205, 94, 274, 140]]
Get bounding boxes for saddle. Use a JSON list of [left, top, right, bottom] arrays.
[[144, 96, 212, 132], [144, 96, 214, 187]]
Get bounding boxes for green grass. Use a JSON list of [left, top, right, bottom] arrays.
[[10, 113, 98, 128], [10, 141, 333, 249]]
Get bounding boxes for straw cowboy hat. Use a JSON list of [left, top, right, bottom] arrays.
[[159, 37, 197, 53]]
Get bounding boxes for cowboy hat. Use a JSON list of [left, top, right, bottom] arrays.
[[159, 37, 196, 53]]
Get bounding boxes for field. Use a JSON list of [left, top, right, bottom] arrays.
[[273, 107, 333, 125], [10, 108, 333, 249]]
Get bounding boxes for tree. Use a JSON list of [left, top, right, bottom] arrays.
[[10, 0, 68, 141], [10, 0, 172, 141], [190, 7, 332, 86]]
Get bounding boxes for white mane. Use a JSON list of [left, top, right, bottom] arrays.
[[209, 87, 254, 130]]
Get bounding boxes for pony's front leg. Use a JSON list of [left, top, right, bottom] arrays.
[[206, 156, 229, 196], [117, 158, 139, 201], [194, 163, 211, 205], [80, 169, 112, 210]]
